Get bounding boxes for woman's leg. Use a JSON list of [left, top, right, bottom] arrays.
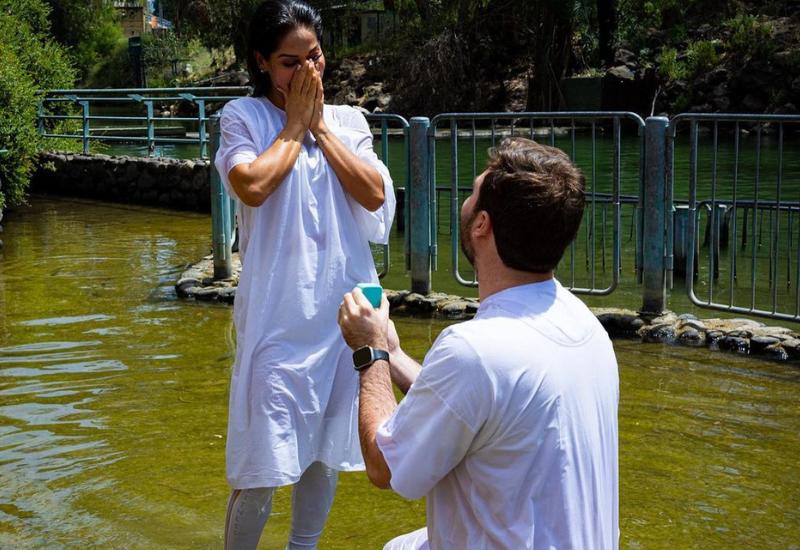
[[286, 461, 339, 549], [224, 487, 276, 550]]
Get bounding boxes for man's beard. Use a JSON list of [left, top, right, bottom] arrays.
[[459, 208, 478, 268]]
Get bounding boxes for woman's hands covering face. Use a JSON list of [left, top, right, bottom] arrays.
[[280, 60, 326, 137], [281, 60, 317, 135]]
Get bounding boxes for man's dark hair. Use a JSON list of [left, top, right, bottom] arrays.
[[476, 137, 586, 273], [246, 0, 323, 97]]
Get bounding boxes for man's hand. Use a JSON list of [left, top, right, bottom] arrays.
[[338, 288, 390, 350]]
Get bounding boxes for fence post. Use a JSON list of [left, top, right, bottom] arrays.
[[144, 100, 155, 156], [80, 100, 90, 154], [209, 113, 233, 279], [409, 117, 432, 294], [641, 116, 669, 315]]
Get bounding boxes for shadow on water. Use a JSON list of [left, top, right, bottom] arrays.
[[1, 197, 799, 548]]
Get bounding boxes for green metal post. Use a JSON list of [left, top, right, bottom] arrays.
[[209, 113, 232, 279], [144, 100, 154, 156], [641, 116, 669, 315], [80, 100, 90, 154], [197, 99, 207, 159], [409, 117, 432, 294]]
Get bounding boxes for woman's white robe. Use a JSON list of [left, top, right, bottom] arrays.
[[214, 97, 395, 489]]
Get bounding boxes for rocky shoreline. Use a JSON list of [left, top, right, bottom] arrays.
[[176, 253, 800, 363]]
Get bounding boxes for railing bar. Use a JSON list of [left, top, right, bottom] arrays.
[[687, 120, 698, 303], [591, 121, 596, 289], [709, 122, 717, 304], [751, 127, 761, 311], [730, 123, 739, 307], [772, 123, 783, 314], [550, 118, 555, 147], [451, 119, 460, 281]]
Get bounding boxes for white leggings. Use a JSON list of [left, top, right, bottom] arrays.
[[224, 461, 338, 550]]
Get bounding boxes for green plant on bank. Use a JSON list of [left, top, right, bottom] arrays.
[[0, 0, 76, 211], [725, 14, 775, 58], [656, 46, 686, 82], [686, 39, 720, 77]]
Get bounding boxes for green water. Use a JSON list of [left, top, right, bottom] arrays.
[[2, 197, 799, 548]]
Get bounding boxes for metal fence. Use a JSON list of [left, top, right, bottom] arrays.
[[35, 89, 800, 321], [38, 87, 248, 158], [669, 113, 800, 322], [428, 112, 645, 294]]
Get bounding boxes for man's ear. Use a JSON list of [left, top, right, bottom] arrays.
[[472, 210, 492, 238]]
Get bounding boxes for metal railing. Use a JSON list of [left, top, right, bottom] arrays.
[[37, 87, 249, 159], [35, 90, 800, 323], [669, 113, 800, 322], [428, 112, 646, 295]]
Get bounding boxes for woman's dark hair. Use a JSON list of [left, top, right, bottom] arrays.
[[247, 0, 323, 97]]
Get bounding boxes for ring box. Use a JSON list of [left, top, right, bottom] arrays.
[[357, 283, 383, 308]]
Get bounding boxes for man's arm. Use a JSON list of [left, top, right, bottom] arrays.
[[338, 289, 395, 489], [385, 320, 421, 395]]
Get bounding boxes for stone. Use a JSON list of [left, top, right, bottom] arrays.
[[717, 336, 749, 354], [642, 323, 676, 344], [608, 65, 635, 80], [750, 335, 781, 354], [763, 343, 789, 361], [706, 330, 725, 347], [596, 312, 645, 337], [614, 48, 636, 65], [677, 327, 706, 347], [440, 301, 469, 319], [678, 319, 706, 331]]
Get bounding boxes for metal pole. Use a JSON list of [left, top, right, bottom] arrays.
[[145, 100, 154, 156], [80, 100, 90, 154], [409, 117, 431, 294], [197, 99, 207, 159], [209, 113, 232, 279], [641, 116, 669, 315]]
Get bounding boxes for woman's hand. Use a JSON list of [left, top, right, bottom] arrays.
[[310, 67, 328, 137], [281, 61, 317, 139]]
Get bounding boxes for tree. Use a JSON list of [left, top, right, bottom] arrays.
[[0, 0, 76, 211], [44, 0, 123, 82]]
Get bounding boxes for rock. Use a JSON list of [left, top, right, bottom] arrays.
[[217, 287, 236, 303], [742, 94, 767, 112], [750, 335, 780, 354], [641, 323, 677, 344], [792, 76, 800, 94], [677, 313, 698, 321], [596, 311, 645, 337], [763, 343, 789, 361], [650, 312, 678, 326], [614, 48, 636, 66], [678, 319, 706, 331], [440, 301, 469, 319], [706, 330, 725, 347], [608, 65, 635, 80], [725, 329, 753, 339], [717, 336, 749, 354], [677, 327, 706, 347]]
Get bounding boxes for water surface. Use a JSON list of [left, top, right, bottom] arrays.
[[1, 198, 798, 548]]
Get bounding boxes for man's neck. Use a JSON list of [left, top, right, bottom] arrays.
[[476, 257, 553, 302]]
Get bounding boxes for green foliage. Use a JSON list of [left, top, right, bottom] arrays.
[[686, 40, 719, 77], [44, 0, 124, 82], [725, 14, 775, 58], [656, 47, 686, 82], [0, 0, 76, 210]]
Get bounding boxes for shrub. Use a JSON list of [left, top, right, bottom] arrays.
[[726, 14, 775, 58], [686, 40, 720, 77], [0, 0, 75, 211]]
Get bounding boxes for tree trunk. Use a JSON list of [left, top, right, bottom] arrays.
[[597, 0, 617, 67], [526, 1, 573, 111]]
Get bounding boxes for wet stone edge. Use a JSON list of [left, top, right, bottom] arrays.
[[176, 254, 800, 363]]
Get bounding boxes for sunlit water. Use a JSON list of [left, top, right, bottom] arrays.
[[1, 198, 799, 548]]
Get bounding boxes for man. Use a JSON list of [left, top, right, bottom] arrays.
[[338, 137, 619, 549]]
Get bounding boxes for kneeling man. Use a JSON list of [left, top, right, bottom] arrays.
[[339, 137, 619, 550]]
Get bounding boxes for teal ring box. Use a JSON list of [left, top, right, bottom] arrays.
[[357, 283, 383, 308]]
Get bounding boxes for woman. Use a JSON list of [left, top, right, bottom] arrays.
[[214, 1, 395, 548]]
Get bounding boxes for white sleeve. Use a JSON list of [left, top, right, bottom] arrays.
[[340, 107, 396, 244], [214, 101, 260, 199], [376, 330, 490, 500]]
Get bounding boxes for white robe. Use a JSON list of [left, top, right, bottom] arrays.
[[214, 97, 395, 489]]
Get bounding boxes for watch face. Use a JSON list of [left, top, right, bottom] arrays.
[[353, 347, 373, 368]]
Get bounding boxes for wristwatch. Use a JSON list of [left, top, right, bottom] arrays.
[[352, 346, 390, 371]]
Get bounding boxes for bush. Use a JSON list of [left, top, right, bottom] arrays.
[[0, 0, 75, 211], [686, 40, 720, 77], [726, 14, 775, 58], [656, 47, 686, 82]]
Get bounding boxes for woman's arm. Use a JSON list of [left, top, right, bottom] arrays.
[[310, 76, 385, 212], [227, 63, 318, 207]]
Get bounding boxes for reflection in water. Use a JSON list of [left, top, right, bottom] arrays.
[[0, 197, 798, 548]]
